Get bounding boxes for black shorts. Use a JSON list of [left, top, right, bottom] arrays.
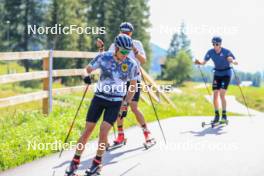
[[212, 75, 231, 90], [126, 81, 141, 102], [86, 96, 122, 125]]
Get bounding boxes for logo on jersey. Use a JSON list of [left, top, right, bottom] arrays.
[[121, 64, 128, 72]]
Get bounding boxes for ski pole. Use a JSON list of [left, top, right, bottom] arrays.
[[59, 85, 89, 158], [197, 65, 211, 97], [231, 67, 251, 118], [140, 68, 167, 144]]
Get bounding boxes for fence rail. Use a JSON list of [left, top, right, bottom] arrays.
[[0, 50, 175, 114]]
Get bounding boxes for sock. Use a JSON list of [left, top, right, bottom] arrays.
[[118, 125, 123, 133], [215, 109, 219, 116], [93, 155, 102, 165], [222, 110, 227, 117], [141, 124, 147, 129], [73, 153, 81, 160]]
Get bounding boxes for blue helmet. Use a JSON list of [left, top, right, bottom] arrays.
[[212, 36, 222, 44], [120, 22, 134, 32], [114, 34, 133, 50]]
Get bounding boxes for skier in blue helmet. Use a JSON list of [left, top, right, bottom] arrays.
[[195, 36, 238, 124], [65, 34, 138, 176]]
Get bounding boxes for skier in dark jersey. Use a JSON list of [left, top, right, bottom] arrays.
[[195, 36, 238, 124]]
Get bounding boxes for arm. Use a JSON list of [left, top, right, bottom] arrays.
[[85, 65, 95, 74], [96, 38, 105, 53], [195, 50, 211, 65], [119, 79, 136, 117], [133, 46, 146, 64], [227, 56, 238, 65], [124, 79, 137, 104], [132, 42, 146, 64], [83, 54, 102, 84]]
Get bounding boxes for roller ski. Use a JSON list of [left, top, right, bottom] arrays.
[[201, 115, 222, 128], [106, 133, 127, 151], [143, 129, 156, 150], [64, 159, 80, 176]]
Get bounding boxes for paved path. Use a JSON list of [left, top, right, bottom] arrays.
[[1, 115, 264, 176], [205, 95, 264, 116]]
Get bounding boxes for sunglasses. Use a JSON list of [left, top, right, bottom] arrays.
[[120, 49, 130, 55], [213, 43, 220, 46]]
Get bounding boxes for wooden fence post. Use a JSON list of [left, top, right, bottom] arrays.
[[43, 50, 53, 115]]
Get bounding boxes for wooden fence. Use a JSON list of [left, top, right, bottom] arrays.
[[0, 50, 175, 115]]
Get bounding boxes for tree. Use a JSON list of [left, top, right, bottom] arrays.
[[163, 50, 193, 85], [167, 33, 180, 58], [104, 0, 151, 70], [1, 0, 46, 71], [46, 0, 92, 84], [252, 72, 261, 87], [167, 22, 191, 58], [178, 22, 191, 57], [86, 0, 110, 50]]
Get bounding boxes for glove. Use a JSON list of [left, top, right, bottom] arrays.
[[83, 76, 92, 85], [119, 101, 129, 119]]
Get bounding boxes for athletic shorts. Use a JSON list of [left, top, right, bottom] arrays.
[[125, 81, 141, 102], [86, 96, 122, 125], [212, 75, 231, 90]]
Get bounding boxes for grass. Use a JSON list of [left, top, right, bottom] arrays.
[[0, 61, 25, 75], [228, 85, 264, 112]]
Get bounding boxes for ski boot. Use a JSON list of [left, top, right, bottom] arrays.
[[143, 129, 156, 149], [84, 159, 102, 176], [65, 158, 80, 176], [106, 132, 127, 151], [211, 115, 220, 128], [220, 114, 229, 125]]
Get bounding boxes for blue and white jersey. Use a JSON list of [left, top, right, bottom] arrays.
[[108, 39, 146, 81], [204, 47, 235, 77], [89, 51, 138, 101]]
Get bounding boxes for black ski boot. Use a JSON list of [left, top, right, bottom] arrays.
[[211, 115, 220, 124], [65, 158, 80, 176], [84, 159, 102, 176]]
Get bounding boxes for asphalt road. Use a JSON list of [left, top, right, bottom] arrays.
[[1, 115, 264, 176]]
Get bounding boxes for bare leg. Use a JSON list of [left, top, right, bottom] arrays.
[[213, 90, 220, 110], [219, 89, 227, 110], [130, 101, 146, 126], [96, 121, 112, 156], [75, 122, 96, 155]]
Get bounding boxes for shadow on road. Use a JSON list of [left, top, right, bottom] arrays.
[[181, 126, 227, 136], [78, 146, 145, 170]]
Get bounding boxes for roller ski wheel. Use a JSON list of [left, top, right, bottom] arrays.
[[143, 138, 156, 150], [201, 121, 214, 128], [106, 138, 127, 152]]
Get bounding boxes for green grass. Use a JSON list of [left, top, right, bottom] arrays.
[[228, 85, 264, 112], [0, 61, 25, 75]]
